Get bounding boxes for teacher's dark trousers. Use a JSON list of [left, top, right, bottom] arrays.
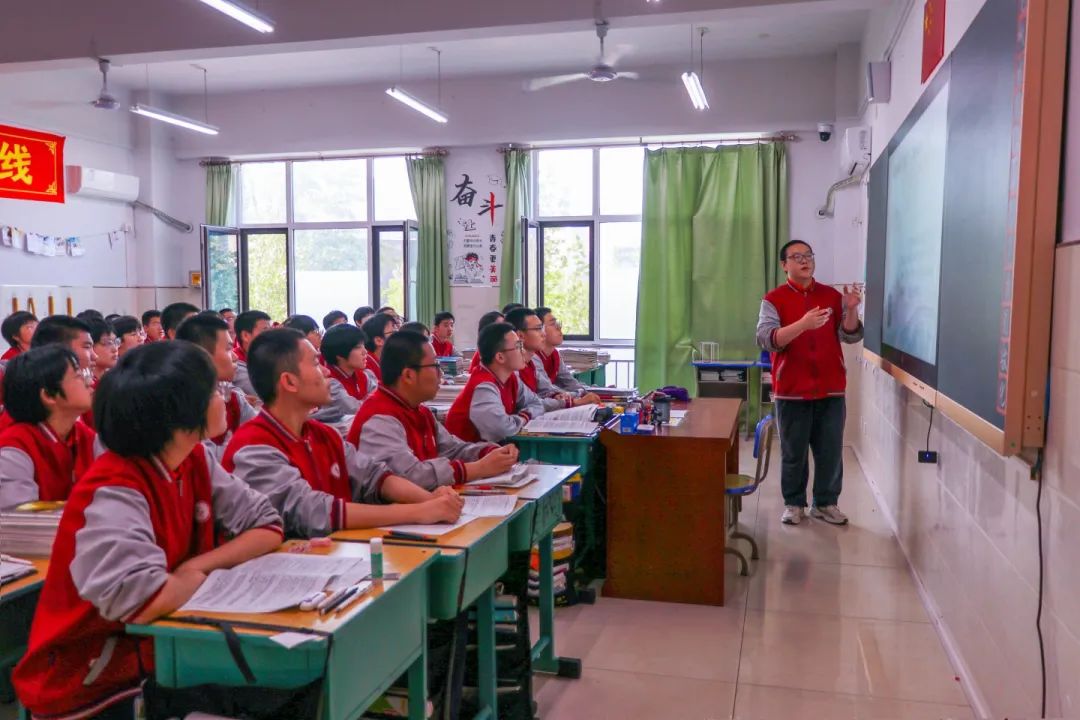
[[773, 397, 846, 508]]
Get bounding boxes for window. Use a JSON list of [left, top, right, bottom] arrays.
[[294, 229, 370, 321], [534, 147, 644, 342], [541, 223, 592, 338], [212, 157, 418, 322], [373, 157, 417, 222], [239, 162, 286, 225], [538, 149, 593, 217], [292, 159, 366, 223]]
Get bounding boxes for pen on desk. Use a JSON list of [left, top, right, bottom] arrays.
[[386, 530, 438, 543], [320, 584, 359, 615], [333, 582, 373, 615], [1, 554, 33, 566], [316, 587, 348, 612]]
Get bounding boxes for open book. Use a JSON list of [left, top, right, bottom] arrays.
[[465, 463, 535, 488], [523, 405, 601, 435]]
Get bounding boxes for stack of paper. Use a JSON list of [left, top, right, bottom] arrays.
[[586, 386, 638, 402], [466, 464, 535, 488], [0, 509, 63, 556], [379, 495, 518, 538], [434, 383, 465, 403], [179, 554, 372, 614], [523, 405, 600, 435], [559, 348, 600, 372], [1, 558, 37, 585]]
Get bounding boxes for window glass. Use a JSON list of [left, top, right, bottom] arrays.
[[538, 149, 593, 217], [239, 163, 286, 224], [245, 231, 288, 321], [598, 222, 641, 340], [293, 158, 367, 222], [599, 147, 645, 216], [373, 157, 417, 221], [206, 230, 239, 312], [377, 228, 405, 312], [541, 224, 591, 336], [295, 229, 370, 321]]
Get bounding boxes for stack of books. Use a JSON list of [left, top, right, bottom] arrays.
[[559, 348, 600, 372], [586, 386, 637, 403], [528, 522, 575, 606], [0, 507, 63, 557]]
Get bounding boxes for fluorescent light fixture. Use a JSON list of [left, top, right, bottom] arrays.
[[385, 87, 448, 124], [681, 71, 709, 111], [195, 0, 274, 32], [130, 104, 220, 135]]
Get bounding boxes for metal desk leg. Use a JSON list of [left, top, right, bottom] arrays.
[[476, 586, 497, 719], [407, 621, 427, 720], [532, 533, 582, 679]]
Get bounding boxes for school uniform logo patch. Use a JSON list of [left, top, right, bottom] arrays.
[[330, 463, 341, 479], [194, 501, 211, 524]]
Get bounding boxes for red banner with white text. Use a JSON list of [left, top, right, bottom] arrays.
[[0, 124, 65, 203]]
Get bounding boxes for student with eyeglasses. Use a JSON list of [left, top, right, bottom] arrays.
[[111, 316, 145, 358], [505, 308, 601, 412], [445, 322, 545, 443], [80, 318, 119, 430], [348, 331, 518, 490], [534, 307, 589, 397], [756, 239, 863, 527]]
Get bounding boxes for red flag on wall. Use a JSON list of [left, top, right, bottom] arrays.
[[0, 124, 65, 204], [921, 0, 947, 83]]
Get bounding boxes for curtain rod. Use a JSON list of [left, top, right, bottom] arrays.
[[199, 147, 447, 166], [497, 134, 798, 153]]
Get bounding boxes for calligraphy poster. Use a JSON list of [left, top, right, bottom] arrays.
[[445, 148, 505, 287], [0, 124, 65, 203]]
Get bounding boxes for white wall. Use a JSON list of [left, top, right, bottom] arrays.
[[850, 1, 1080, 717]]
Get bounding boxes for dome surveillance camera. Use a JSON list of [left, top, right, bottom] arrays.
[[817, 123, 834, 142]]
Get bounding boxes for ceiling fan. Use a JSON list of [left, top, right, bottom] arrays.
[[90, 59, 120, 110], [524, 19, 639, 92]]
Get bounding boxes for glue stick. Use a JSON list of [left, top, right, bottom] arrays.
[[370, 537, 384, 579]]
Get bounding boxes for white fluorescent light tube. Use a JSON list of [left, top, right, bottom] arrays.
[[130, 104, 220, 135], [196, 0, 274, 32], [681, 71, 709, 111], [385, 87, 448, 124]]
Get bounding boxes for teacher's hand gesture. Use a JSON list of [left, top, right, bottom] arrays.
[[842, 284, 863, 312]]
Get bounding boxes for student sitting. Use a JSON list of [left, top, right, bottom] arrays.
[[12, 342, 282, 720], [1, 311, 38, 365], [502, 302, 524, 315], [377, 305, 402, 324], [176, 313, 256, 458], [142, 309, 164, 343], [223, 329, 463, 538], [0, 346, 99, 510], [312, 324, 377, 422], [535, 307, 589, 395], [75, 309, 104, 324], [80, 318, 119, 430], [1, 316, 98, 434], [468, 310, 505, 372], [219, 307, 236, 342], [399, 321, 429, 337], [446, 322, 544, 443], [431, 311, 458, 358], [161, 302, 199, 341], [112, 315, 144, 357], [232, 309, 272, 398], [360, 312, 399, 384], [353, 305, 376, 328], [505, 308, 600, 412], [283, 314, 325, 366], [349, 331, 517, 489], [323, 309, 348, 331]]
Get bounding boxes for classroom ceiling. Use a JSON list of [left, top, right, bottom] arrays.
[[99, 8, 870, 95]]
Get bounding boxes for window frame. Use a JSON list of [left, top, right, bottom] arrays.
[[230, 157, 417, 319], [531, 147, 642, 345], [537, 220, 595, 342]]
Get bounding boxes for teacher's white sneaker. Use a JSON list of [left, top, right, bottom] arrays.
[[811, 505, 849, 525], [781, 506, 804, 525]]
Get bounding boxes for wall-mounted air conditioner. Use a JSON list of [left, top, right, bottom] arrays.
[[66, 166, 140, 203]]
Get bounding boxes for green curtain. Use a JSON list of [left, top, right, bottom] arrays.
[[499, 149, 531, 307], [205, 163, 233, 226], [635, 143, 788, 394], [407, 155, 451, 325]]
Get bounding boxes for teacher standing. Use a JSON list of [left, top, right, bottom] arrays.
[[756, 240, 863, 526]]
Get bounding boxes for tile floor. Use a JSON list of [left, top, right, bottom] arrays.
[[532, 444, 974, 719]]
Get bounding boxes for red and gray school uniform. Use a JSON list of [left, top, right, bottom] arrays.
[[445, 365, 544, 443], [347, 386, 499, 490], [222, 410, 393, 538], [0, 346, 20, 366], [232, 345, 257, 398], [431, 337, 456, 357], [311, 365, 377, 423], [203, 383, 258, 462], [536, 348, 586, 395], [520, 356, 572, 413], [0, 420, 104, 510], [365, 354, 383, 384], [755, 279, 863, 400], [12, 444, 282, 720]]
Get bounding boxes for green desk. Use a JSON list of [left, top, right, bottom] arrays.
[[129, 544, 437, 720], [572, 365, 607, 387], [510, 430, 605, 581], [0, 558, 47, 704]]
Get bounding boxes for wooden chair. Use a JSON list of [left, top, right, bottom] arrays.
[[724, 414, 775, 576]]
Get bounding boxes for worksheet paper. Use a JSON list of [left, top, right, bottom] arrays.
[[180, 554, 371, 614], [466, 464, 534, 488], [379, 496, 516, 537]]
